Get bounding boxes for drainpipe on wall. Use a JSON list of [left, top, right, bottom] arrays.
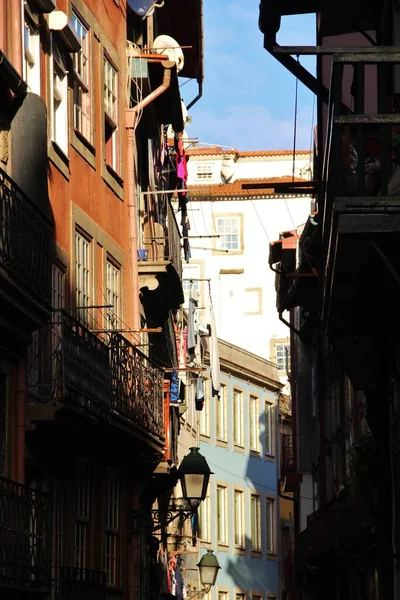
[[8, 0, 22, 76], [125, 61, 174, 333]]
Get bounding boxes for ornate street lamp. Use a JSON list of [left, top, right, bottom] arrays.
[[178, 447, 213, 508], [197, 549, 221, 587], [129, 447, 213, 535]]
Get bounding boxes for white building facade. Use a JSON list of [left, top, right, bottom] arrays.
[[182, 147, 313, 362]]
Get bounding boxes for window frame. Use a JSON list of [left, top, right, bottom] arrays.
[[266, 496, 277, 557], [198, 493, 211, 542], [216, 483, 228, 547], [233, 488, 245, 550], [199, 384, 210, 438], [104, 471, 121, 586], [265, 400, 276, 458], [215, 215, 242, 252], [249, 394, 260, 454], [216, 383, 228, 444], [106, 257, 121, 329], [75, 458, 91, 570], [233, 388, 244, 449], [23, 9, 41, 95], [72, 9, 92, 143], [250, 493, 261, 553], [196, 162, 213, 181], [103, 52, 120, 175], [75, 229, 92, 326], [50, 35, 69, 156]]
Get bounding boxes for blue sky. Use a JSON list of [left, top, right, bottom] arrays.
[[181, 1, 316, 151]]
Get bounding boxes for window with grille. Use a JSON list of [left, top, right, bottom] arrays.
[[72, 10, 91, 141], [233, 389, 244, 447], [75, 459, 90, 569], [265, 401, 275, 456], [75, 231, 91, 325], [250, 494, 261, 551], [23, 14, 40, 95], [216, 216, 241, 251], [105, 472, 120, 586], [106, 260, 120, 328], [234, 490, 244, 547], [217, 384, 227, 442], [51, 38, 68, 154], [249, 395, 260, 452], [196, 163, 213, 180], [104, 56, 119, 173], [266, 497, 276, 554], [217, 485, 228, 545]]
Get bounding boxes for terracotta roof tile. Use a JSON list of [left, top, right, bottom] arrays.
[[185, 146, 311, 158], [188, 176, 309, 198]]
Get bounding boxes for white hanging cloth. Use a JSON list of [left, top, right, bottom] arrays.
[[208, 282, 220, 397]]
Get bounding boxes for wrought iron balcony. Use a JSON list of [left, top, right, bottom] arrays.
[[0, 166, 53, 306], [28, 311, 112, 421], [28, 313, 165, 443], [58, 567, 106, 600], [0, 476, 52, 593], [110, 332, 164, 440]]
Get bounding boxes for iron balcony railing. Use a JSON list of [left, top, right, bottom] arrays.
[[28, 312, 165, 441], [58, 567, 106, 600], [29, 311, 113, 420], [0, 476, 52, 592], [0, 167, 53, 305], [110, 333, 164, 440]]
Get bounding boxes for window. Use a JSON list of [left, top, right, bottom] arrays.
[[275, 343, 290, 372], [217, 485, 228, 545], [75, 459, 90, 569], [217, 384, 227, 442], [199, 494, 210, 541], [236, 594, 246, 600], [105, 472, 120, 586], [250, 494, 261, 551], [50, 37, 68, 154], [106, 260, 121, 328], [252, 595, 262, 600], [218, 593, 228, 600], [104, 55, 119, 173], [52, 264, 65, 310], [196, 163, 213, 180], [216, 216, 241, 251], [233, 389, 244, 447], [234, 490, 244, 548], [51, 478, 65, 600], [72, 11, 91, 141], [265, 401, 275, 457], [75, 230, 91, 325], [200, 393, 210, 437], [23, 14, 40, 94], [249, 395, 260, 452], [266, 498, 276, 555]]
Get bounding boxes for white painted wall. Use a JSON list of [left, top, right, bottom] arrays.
[[183, 153, 312, 360]]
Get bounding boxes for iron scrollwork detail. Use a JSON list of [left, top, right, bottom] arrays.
[[129, 506, 193, 536]]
